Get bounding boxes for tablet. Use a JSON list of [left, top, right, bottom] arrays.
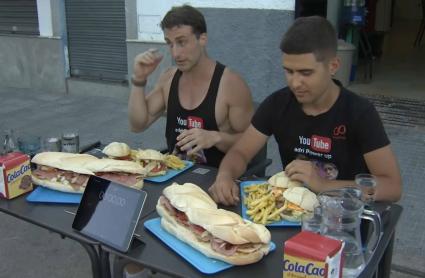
[[72, 175, 147, 252]]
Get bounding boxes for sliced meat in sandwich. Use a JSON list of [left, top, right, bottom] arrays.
[[85, 158, 147, 190], [157, 183, 271, 265], [31, 152, 97, 193]]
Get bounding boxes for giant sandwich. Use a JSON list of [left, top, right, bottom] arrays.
[[31, 152, 147, 193], [157, 183, 271, 265], [31, 152, 98, 193]]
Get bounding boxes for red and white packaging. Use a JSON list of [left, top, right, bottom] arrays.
[[0, 152, 33, 199], [283, 231, 344, 278]]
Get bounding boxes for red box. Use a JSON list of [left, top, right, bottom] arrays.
[[0, 152, 33, 199], [283, 231, 344, 278]]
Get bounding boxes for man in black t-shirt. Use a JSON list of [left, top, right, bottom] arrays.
[[209, 16, 402, 206]]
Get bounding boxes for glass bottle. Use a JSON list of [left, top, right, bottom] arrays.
[[3, 129, 19, 153]]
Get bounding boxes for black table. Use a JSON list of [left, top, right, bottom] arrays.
[[0, 194, 105, 278], [102, 165, 403, 278]]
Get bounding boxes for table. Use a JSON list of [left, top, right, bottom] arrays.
[[102, 165, 403, 278], [0, 195, 105, 278]]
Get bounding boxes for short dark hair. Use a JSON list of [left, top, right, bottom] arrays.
[[280, 16, 337, 62], [160, 5, 207, 38]]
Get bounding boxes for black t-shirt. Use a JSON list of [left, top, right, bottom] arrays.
[[252, 85, 389, 180]]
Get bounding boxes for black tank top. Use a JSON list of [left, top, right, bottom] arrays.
[[165, 62, 225, 168]]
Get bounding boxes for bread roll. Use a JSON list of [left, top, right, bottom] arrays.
[[268, 171, 302, 189], [102, 142, 131, 158], [283, 187, 319, 212]]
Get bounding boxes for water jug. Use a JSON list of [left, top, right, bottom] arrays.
[[318, 187, 382, 277]]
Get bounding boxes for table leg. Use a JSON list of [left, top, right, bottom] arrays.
[[378, 233, 395, 278], [79, 242, 102, 278], [100, 248, 112, 278]]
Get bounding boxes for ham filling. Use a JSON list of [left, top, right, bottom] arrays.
[[159, 196, 261, 256], [33, 165, 142, 190], [33, 165, 89, 190], [95, 172, 142, 187]]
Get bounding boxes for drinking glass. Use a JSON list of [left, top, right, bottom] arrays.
[[355, 173, 377, 204], [17, 135, 41, 157], [301, 207, 322, 233]]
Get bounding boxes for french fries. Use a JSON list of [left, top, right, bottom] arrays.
[[164, 154, 185, 170], [244, 183, 286, 225]]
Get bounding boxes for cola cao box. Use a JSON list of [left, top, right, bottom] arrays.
[[0, 152, 33, 199], [283, 231, 344, 278]]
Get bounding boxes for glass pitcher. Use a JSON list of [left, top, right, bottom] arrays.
[[318, 187, 382, 277]]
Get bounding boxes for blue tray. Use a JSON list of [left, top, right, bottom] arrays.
[[145, 160, 194, 183], [26, 186, 82, 204], [240, 181, 301, 227], [144, 217, 275, 274]]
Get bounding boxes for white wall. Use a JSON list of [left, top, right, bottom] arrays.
[[136, 0, 295, 42]]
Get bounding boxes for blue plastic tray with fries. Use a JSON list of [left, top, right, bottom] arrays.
[[145, 160, 194, 183], [240, 180, 301, 227]]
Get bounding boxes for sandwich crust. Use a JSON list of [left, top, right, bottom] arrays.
[[187, 208, 271, 245], [102, 142, 131, 157], [283, 187, 319, 212], [135, 149, 165, 161], [31, 152, 97, 175], [85, 158, 148, 175], [162, 182, 217, 211], [268, 171, 302, 189]]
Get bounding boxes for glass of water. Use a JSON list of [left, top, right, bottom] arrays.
[[355, 173, 377, 205], [301, 207, 322, 233]]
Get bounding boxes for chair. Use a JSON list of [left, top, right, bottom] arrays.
[[242, 143, 272, 178], [414, 0, 425, 47]]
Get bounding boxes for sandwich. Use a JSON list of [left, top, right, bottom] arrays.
[[31, 152, 98, 193], [267, 171, 302, 207], [280, 187, 319, 222], [85, 158, 147, 190], [31, 152, 147, 193], [102, 142, 131, 160], [156, 183, 271, 265], [134, 149, 167, 176]]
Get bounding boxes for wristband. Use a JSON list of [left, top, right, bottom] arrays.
[[131, 76, 147, 87]]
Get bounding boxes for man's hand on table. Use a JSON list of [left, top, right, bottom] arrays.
[[209, 175, 240, 206], [285, 159, 326, 193]]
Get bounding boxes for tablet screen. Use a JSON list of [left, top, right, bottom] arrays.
[[72, 175, 147, 252]]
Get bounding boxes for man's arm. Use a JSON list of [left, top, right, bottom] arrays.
[[285, 145, 402, 202], [363, 145, 402, 202], [177, 70, 254, 155], [128, 49, 169, 132], [209, 125, 268, 205]]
